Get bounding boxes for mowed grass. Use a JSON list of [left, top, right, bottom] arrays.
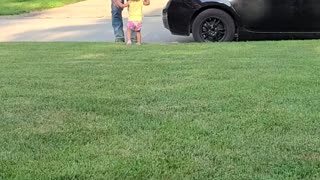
[[0, 0, 84, 15], [0, 41, 320, 179]]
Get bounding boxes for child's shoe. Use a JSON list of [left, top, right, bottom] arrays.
[[127, 40, 132, 46]]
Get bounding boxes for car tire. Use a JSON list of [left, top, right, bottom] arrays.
[[192, 9, 235, 42]]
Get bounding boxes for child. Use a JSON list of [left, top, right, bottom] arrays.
[[126, 0, 150, 45]]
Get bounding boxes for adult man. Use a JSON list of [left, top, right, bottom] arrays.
[[111, 0, 135, 42]]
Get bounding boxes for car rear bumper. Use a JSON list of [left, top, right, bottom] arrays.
[[162, 2, 170, 30], [162, 0, 193, 36]]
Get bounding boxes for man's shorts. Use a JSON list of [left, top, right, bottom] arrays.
[[127, 21, 142, 32]]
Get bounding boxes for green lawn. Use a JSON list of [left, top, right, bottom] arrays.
[[0, 0, 85, 15], [0, 41, 320, 179]]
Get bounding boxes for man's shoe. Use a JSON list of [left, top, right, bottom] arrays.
[[115, 38, 125, 43]]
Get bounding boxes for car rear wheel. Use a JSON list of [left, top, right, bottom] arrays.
[[192, 9, 235, 42]]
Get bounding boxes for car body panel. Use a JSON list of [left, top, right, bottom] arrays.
[[163, 0, 320, 37]]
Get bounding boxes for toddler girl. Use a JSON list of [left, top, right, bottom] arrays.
[[126, 0, 150, 45]]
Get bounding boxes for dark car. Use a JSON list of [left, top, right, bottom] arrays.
[[163, 0, 320, 42]]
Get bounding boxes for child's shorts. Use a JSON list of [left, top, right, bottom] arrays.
[[127, 21, 142, 32]]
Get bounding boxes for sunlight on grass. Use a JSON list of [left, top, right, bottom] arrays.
[[0, 0, 85, 15]]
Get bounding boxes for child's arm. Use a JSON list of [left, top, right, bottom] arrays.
[[143, 0, 150, 6], [113, 0, 129, 8]]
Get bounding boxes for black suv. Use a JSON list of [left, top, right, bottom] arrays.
[[163, 0, 320, 42]]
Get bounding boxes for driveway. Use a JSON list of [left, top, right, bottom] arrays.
[[0, 0, 193, 43]]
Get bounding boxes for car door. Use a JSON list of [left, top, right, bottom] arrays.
[[296, 0, 320, 31], [232, 0, 299, 32]]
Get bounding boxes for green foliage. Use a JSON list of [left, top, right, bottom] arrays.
[[0, 41, 320, 179], [0, 0, 84, 15]]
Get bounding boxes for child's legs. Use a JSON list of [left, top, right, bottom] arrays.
[[127, 21, 142, 43], [127, 29, 132, 42], [135, 22, 142, 43], [136, 32, 141, 44], [127, 21, 135, 42]]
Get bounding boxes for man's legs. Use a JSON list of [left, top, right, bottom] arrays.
[[131, 28, 136, 43], [111, 0, 125, 42]]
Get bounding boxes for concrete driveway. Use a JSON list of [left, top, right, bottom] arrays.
[[0, 0, 193, 43]]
